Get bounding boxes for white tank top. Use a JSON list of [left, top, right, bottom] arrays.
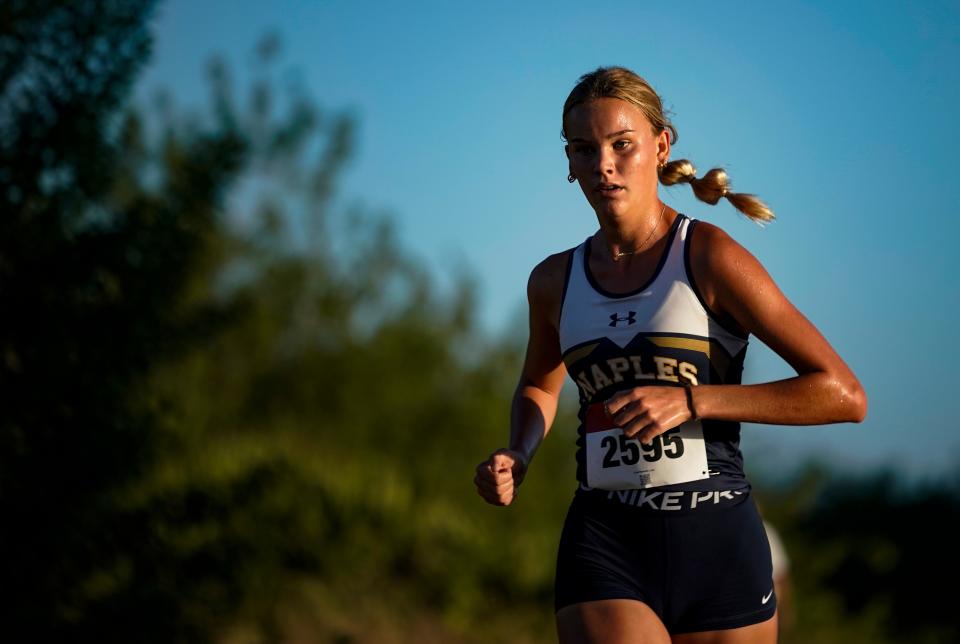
[[558, 213, 751, 492]]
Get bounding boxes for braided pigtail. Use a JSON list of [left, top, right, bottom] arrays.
[[659, 159, 775, 225], [562, 68, 775, 224]]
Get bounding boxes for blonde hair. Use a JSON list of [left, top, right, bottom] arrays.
[[562, 66, 774, 224]]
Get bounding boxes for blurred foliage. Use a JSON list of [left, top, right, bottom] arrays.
[[1, 2, 958, 643], [756, 469, 960, 644]]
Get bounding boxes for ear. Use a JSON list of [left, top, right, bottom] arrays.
[[656, 129, 671, 164]]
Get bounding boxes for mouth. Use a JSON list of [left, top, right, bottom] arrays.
[[595, 184, 624, 196]]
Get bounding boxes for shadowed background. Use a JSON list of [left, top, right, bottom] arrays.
[[2, 1, 958, 642]]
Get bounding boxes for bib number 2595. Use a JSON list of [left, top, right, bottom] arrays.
[[584, 402, 709, 490], [600, 430, 684, 468]]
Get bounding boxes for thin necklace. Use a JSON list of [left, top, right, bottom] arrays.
[[610, 203, 666, 261]]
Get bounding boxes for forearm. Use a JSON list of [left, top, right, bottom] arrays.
[[509, 382, 560, 465], [692, 372, 867, 425]]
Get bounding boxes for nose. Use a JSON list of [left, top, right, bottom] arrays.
[[594, 145, 616, 177]]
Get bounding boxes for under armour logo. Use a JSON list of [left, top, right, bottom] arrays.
[[609, 311, 637, 327]]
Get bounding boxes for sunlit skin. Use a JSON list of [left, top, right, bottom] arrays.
[[474, 96, 867, 644], [565, 96, 670, 252]]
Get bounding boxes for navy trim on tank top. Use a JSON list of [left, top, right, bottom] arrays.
[[556, 248, 576, 328], [682, 219, 750, 341], [582, 213, 684, 299]]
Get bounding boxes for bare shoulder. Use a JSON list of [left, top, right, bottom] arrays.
[[528, 248, 574, 296], [687, 219, 750, 264], [527, 247, 576, 328], [687, 219, 774, 336]]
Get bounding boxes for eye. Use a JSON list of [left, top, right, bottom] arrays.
[[613, 139, 631, 150], [573, 144, 594, 155]]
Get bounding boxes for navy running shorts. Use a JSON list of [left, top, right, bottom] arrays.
[[554, 486, 777, 633]]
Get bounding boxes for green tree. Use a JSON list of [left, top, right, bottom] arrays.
[[2, 3, 571, 640], [10, 4, 954, 643], [1, 1, 179, 639]]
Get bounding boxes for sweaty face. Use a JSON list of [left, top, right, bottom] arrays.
[[564, 97, 668, 222]]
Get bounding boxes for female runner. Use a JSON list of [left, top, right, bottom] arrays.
[[474, 67, 866, 644]]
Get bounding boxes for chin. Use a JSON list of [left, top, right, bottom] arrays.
[[593, 201, 630, 222]]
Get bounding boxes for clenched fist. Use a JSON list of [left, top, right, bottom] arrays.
[[474, 449, 529, 506]]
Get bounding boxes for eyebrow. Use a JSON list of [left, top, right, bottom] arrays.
[[568, 129, 635, 143]]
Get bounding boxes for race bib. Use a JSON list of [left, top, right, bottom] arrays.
[[584, 402, 710, 490]]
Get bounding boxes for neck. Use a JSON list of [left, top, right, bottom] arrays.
[[597, 201, 669, 261]]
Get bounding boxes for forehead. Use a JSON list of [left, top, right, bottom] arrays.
[[564, 97, 653, 140]]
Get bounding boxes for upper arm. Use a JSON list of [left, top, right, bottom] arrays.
[[520, 250, 571, 396], [689, 222, 861, 386]]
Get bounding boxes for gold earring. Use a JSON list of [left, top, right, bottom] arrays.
[[567, 173, 576, 183]]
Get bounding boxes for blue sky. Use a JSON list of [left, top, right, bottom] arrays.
[[136, 0, 960, 483]]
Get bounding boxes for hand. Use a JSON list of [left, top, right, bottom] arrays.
[[474, 448, 528, 506], [604, 386, 693, 445]]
